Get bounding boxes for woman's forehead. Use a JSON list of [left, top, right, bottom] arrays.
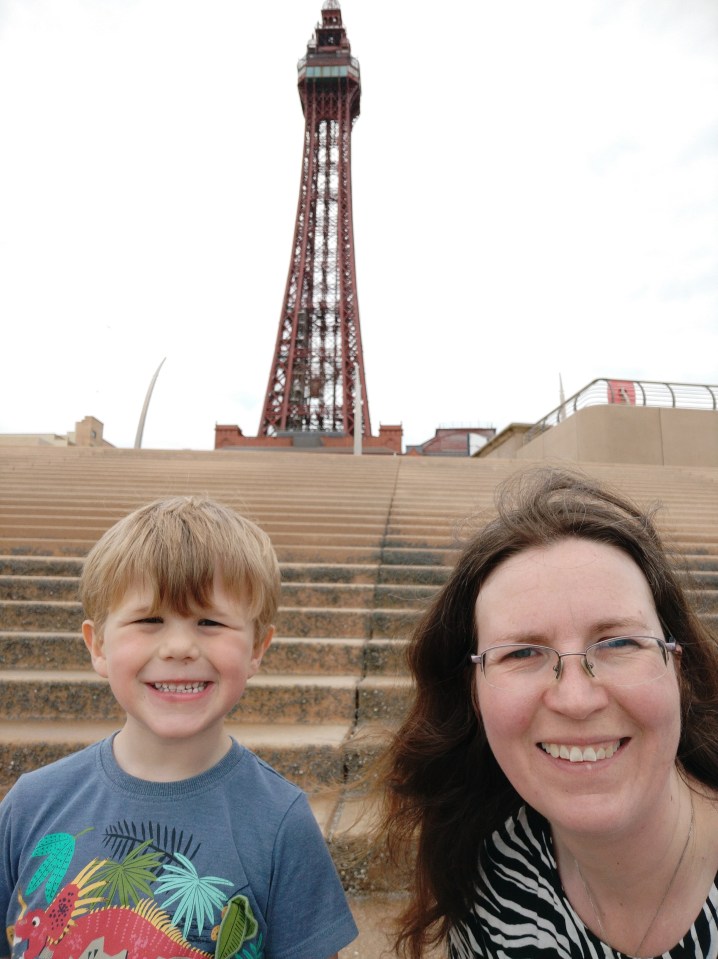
[[475, 539, 656, 625]]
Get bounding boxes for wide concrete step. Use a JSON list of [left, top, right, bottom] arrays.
[[0, 578, 439, 611], [0, 633, 375, 674], [377, 564, 450, 585], [0, 632, 408, 679], [0, 601, 422, 638], [0, 556, 85, 576], [0, 670, 378, 724], [0, 522, 397, 548], [0, 478, 400, 497], [0, 720, 356, 793], [282, 563, 380, 584], [357, 676, 413, 722], [3, 555, 715, 586], [0, 576, 80, 602], [0, 502, 394, 521], [681, 554, 718, 572], [0, 539, 395, 564], [0, 540, 457, 568], [0, 557, 388, 584]]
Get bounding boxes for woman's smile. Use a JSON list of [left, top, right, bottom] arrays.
[[539, 739, 623, 763], [474, 538, 682, 836]]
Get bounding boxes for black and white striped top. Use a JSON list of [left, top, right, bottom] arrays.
[[449, 805, 718, 958]]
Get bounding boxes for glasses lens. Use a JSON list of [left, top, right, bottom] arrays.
[[587, 636, 668, 686], [482, 644, 557, 690]]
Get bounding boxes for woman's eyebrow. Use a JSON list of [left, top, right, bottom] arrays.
[[484, 617, 651, 646], [483, 631, 549, 646], [590, 616, 651, 633]]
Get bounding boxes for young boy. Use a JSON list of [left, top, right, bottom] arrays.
[[0, 496, 357, 959]]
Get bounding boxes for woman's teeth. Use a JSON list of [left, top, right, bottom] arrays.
[[153, 682, 207, 693], [540, 740, 621, 763]]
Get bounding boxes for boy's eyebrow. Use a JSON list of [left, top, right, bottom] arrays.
[[117, 595, 156, 616], [196, 602, 238, 619]]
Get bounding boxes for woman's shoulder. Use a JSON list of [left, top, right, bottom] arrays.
[[452, 806, 579, 957], [484, 804, 554, 874]]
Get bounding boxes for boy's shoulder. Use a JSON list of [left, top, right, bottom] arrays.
[[237, 745, 303, 793], [215, 742, 310, 824], [3, 737, 306, 814], [7, 739, 102, 795]]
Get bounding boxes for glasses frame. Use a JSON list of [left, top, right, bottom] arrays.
[[470, 635, 678, 688]]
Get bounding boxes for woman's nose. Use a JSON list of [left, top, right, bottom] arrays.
[[543, 654, 609, 717]]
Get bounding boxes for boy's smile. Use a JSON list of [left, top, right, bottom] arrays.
[[82, 574, 272, 778], [150, 680, 209, 694]]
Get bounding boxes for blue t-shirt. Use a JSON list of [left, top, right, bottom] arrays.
[[0, 737, 357, 959]]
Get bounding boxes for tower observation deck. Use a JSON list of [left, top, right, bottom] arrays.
[[258, 1, 371, 438]]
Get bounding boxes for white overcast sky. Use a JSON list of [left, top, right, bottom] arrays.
[[1, 0, 716, 451]]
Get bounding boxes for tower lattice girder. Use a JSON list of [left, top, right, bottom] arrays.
[[259, 2, 370, 437]]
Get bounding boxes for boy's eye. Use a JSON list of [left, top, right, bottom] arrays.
[[198, 618, 224, 628], [136, 616, 163, 624]]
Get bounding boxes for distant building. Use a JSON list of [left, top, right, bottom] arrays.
[[0, 416, 113, 448], [406, 426, 496, 457]]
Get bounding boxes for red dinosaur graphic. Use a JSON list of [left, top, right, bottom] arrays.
[[13, 861, 211, 959]]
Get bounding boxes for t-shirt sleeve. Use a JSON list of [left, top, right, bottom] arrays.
[[0, 790, 16, 958], [263, 794, 357, 959]]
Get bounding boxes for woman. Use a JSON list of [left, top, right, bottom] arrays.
[[379, 467, 718, 958]]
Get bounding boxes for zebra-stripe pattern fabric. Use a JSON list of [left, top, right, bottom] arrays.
[[449, 805, 718, 958]]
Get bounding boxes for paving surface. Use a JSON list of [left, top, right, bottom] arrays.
[[341, 896, 404, 959], [340, 896, 444, 959]]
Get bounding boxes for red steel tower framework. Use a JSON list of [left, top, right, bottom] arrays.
[[258, 1, 371, 438]]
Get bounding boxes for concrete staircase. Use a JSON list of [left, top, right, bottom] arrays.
[[2, 447, 718, 899]]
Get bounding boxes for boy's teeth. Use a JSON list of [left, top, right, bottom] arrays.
[[153, 682, 207, 693], [541, 740, 620, 763]]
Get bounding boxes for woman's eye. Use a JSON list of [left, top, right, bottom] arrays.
[[601, 636, 639, 650], [506, 646, 539, 661]]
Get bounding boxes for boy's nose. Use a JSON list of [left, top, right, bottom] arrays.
[[158, 626, 200, 660]]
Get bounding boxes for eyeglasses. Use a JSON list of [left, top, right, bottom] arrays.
[[471, 636, 678, 691]]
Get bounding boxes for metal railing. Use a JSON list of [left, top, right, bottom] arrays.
[[523, 378, 718, 446]]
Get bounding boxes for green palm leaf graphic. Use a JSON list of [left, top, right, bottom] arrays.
[[26, 830, 91, 903], [154, 854, 233, 937], [238, 933, 263, 959], [95, 840, 163, 907], [216, 896, 259, 959]]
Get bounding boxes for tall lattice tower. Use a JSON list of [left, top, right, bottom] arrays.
[[258, 1, 371, 438]]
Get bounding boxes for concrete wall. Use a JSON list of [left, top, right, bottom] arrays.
[[0, 434, 68, 447], [515, 405, 718, 466], [475, 423, 533, 459]]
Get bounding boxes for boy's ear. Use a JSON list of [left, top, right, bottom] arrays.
[[82, 620, 109, 678], [249, 625, 274, 675]]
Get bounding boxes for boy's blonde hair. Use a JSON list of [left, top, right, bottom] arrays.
[[80, 496, 280, 643]]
